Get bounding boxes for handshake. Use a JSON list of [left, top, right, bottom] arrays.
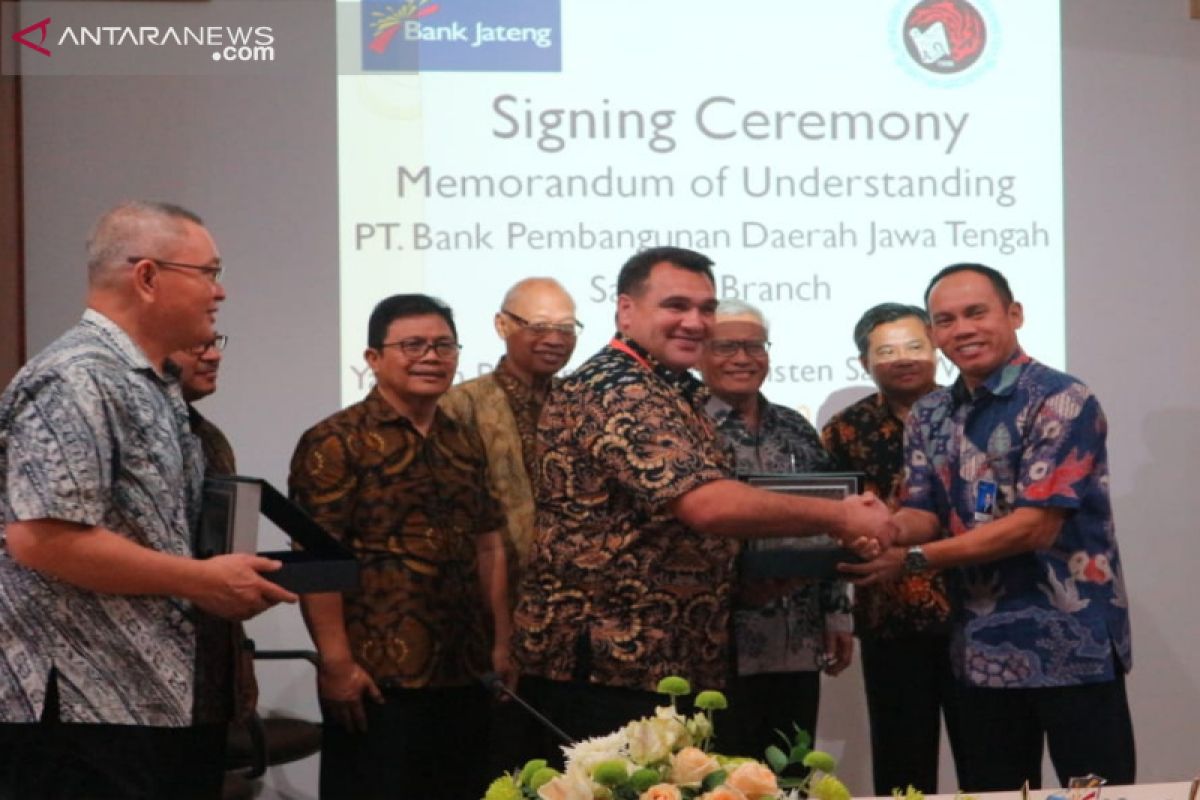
[[835, 492, 895, 561]]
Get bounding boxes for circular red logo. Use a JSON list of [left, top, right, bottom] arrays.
[[903, 0, 987, 74]]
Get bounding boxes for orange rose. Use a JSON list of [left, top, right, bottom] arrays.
[[669, 747, 720, 787], [725, 762, 779, 800], [700, 787, 748, 800], [641, 784, 683, 800]]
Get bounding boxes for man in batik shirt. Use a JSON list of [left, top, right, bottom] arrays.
[[440, 277, 580, 598], [699, 299, 852, 759], [511, 246, 896, 756], [844, 264, 1134, 791], [290, 294, 512, 800], [822, 303, 963, 795], [0, 201, 293, 798]]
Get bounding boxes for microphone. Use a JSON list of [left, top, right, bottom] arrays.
[[479, 672, 574, 746]]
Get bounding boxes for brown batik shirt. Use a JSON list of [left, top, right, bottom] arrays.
[[289, 387, 505, 688], [821, 392, 951, 639], [511, 334, 738, 691]]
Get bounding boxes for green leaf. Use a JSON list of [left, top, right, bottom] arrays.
[[765, 745, 788, 774], [701, 769, 728, 791], [789, 744, 813, 764]]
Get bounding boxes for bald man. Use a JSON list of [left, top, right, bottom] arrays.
[[0, 202, 295, 798], [440, 277, 581, 582]]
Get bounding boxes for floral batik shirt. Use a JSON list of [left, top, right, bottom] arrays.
[[512, 334, 738, 690], [821, 392, 952, 640], [902, 349, 1132, 688], [289, 389, 505, 689], [708, 395, 851, 675]]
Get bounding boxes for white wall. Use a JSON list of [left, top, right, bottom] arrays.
[[19, 2, 1200, 796]]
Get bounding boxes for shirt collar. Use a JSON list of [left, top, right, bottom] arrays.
[[706, 392, 769, 428], [950, 347, 1031, 404], [363, 385, 458, 433], [613, 332, 709, 405], [81, 308, 168, 382]]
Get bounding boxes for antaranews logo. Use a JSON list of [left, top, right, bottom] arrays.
[[361, 0, 560, 73], [7, 14, 275, 64], [11, 17, 52, 56]]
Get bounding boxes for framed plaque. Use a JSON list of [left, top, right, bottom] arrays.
[[739, 472, 865, 580], [199, 476, 361, 594]]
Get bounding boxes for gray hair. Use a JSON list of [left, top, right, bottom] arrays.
[[715, 298, 769, 333], [86, 201, 203, 286]]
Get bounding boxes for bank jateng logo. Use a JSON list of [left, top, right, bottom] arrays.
[[902, 0, 988, 75], [362, 0, 560, 72]]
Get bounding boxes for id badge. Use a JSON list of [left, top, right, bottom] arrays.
[[974, 481, 997, 522]]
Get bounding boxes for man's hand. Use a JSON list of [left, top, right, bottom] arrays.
[[837, 492, 897, 549], [839, 546, 907, 587], [188, 554, 298, 621], [317, 658, 384, 733], [822, 631, 854, 676]]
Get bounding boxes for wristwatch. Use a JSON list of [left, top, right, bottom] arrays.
[[903, 545, 929, 574]]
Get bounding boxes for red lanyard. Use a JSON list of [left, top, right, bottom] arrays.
[[608, 337, 651, 371]]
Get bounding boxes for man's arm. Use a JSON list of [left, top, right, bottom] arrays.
[[476, 529, 515, 690], [670, 478, 895, 545], [299, 592, 383, 732], [5, 518, 297, 620], [842, 507, 1067, 586]]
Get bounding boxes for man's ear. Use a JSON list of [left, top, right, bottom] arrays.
[[615, 294, 633, 333], [493, 312, 508, 341], [129, 258, 157, 299], [1008, 300, 1024, 330]]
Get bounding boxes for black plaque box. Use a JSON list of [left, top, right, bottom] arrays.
[[198, 476, 360, 594], [738, 472, 865, 580]]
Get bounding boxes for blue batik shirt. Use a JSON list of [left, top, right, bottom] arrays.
[[902, 349, 1132, 688], [0, 310, 205, 725]]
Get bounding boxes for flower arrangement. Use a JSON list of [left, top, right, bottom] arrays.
[[483, 676, 852, 800]]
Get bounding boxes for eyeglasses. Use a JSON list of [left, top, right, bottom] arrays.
[[707, 339, 771, 358], [501, 309, 584, 337], [378, 338, 462, 359], [127, 256, 223, 284], [187, 334, 228, 357]]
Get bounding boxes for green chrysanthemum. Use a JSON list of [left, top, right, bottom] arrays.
[[893, 786, 926, 800], [483, 775, 521, 800], [518, 759, 548, 786], [694, 690, 728, 711], [629, 768, 662, 793], [592, 760, 629, 787], [802, 750, 838, 774], [811, 774, 852, 800], [528, 767, 560, 791], [656, 676, 691, 696]]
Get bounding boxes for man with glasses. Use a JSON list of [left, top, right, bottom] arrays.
[[821, 303, 962, 795], [441, 278, 580, 597], [0, 201, 296, 798], [289, 294, 513, 800], [698, 299, 853, 760], [511, 247, 896, 755], [440, 277, 579, 772]]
